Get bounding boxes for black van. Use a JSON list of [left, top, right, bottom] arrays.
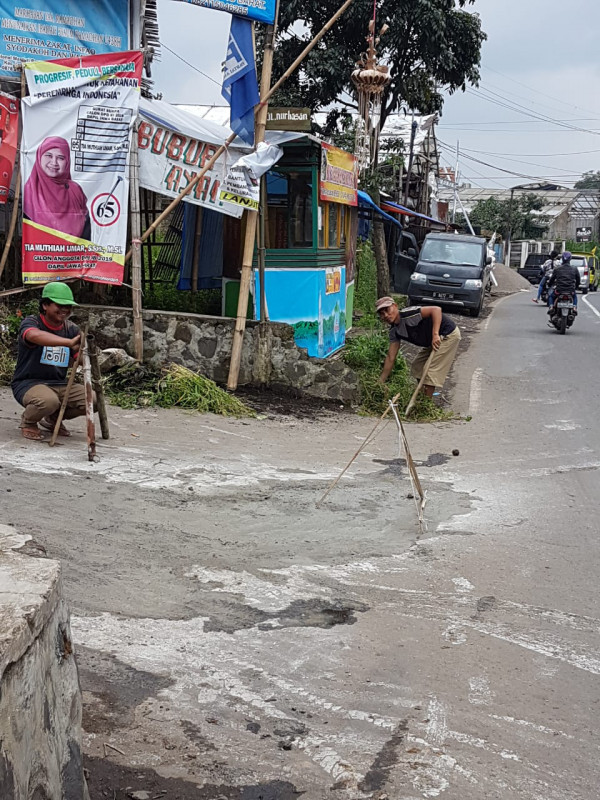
[[407, 232, 492, 317]]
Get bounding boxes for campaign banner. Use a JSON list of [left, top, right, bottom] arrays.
[[172, 0, 276, 25], [319, 143, 358, 207], [0, 0, 129, 80], [219, 141, 282, 212], [0, 92, 18, 203], [137, 108, 245, 219], [21, 50, 143, 285]]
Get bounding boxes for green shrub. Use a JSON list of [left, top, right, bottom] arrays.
[[344, 329, 451, 420]]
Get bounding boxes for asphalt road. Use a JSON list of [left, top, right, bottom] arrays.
[[2, 289, 600, 799]]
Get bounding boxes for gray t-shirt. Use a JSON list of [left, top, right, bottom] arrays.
[[389, 307, 456, 348]]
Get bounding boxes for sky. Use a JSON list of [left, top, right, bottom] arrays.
[[152, 0, 600, 189]]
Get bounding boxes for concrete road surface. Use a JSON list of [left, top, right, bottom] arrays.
[[1, 290, 599, 799]]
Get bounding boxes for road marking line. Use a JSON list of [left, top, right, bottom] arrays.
[[468, 367, 483, 417], [582, 293, 600, 319]]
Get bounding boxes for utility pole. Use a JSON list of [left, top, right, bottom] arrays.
[[506, 186, 515, 265], [451, 140, 459, 224]]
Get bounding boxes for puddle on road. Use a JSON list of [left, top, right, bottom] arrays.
[[84, 757, 304, 800], [203, 598, 369, 634]]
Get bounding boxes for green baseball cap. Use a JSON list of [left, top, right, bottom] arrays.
[[41, 282, 78, 306]]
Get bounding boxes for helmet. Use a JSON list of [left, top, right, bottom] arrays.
[[550, 250, 559, 259], [41, 282, 78, 306], [561, 251, 572, 263]]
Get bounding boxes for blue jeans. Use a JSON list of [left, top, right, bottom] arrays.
[[537, 274, 548, 300], [548, 290, 577, 308]]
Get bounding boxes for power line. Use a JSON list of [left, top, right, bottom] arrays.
[[480, 77, 600, 124], [482, 64, 600, 121], [466, 87, 600, 137], [162, 43, 223, 88], [456, 146, 600, 158]]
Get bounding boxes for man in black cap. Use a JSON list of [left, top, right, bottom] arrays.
[[376, 297, 461, 397]]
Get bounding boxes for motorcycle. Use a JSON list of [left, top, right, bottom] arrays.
[[548, 292, 576, 335]]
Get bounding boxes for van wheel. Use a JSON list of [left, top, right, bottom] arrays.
[[469, 299, 483, 318], [582, 288, 589, 295]]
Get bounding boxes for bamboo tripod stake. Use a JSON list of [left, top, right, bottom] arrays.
[[316, 349, 436, 507]]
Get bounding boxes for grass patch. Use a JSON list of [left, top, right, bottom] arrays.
[[344, 328, 452, 421], [353, 240, 407, 328], [104, 362, 256, 417], [143, 285, 221, 316]]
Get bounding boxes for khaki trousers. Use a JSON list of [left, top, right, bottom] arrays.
[[410, 327, 462, 388], [21, 384, 92, 427]]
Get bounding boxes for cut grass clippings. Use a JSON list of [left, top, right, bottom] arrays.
[[104, 362, 256, 418], [344, 328, 452, 421]]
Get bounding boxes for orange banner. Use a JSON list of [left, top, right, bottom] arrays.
[[319, 143, 357, 207]]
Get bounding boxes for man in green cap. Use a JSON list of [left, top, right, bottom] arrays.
[[12, 282, 87, 441]]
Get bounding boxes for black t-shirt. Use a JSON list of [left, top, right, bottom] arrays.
[[12, 314, 79, 405], [389, 307, 456, 348]]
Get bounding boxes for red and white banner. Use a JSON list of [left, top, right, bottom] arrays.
[[0, 92, 18, 204], [21, 51, 143, 285]]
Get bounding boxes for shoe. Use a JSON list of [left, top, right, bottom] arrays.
[[532, 298, 539, 303]]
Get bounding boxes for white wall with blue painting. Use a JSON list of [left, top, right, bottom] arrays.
[[253, 267, 346, 358]]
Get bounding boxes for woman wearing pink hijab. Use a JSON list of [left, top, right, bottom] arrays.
[[24, 136, 91, 239]]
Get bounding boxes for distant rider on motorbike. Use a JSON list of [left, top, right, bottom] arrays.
[[547, 251, 580, 314], [532, 249, 559, 303]]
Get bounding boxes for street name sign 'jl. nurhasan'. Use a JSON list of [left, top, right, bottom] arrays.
[[172, 0, 276, 24]]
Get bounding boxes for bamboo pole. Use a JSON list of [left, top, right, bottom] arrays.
[[404, 348, 436, 416], [227, 12, 278, 390], [227, 0, 355, 389], [129, 130, 144, 361]]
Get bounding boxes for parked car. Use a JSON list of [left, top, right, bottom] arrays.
[[517, 253, 549, 285], [407, 232, 493, 317], [570, 253, 598, 294]]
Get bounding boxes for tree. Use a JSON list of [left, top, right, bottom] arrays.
[[575, 171, 600, 190], [264, 0, 486, 134], [468, 194, 545, 240]]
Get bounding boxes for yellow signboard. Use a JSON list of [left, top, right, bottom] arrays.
[[319, 143, 358, 207]]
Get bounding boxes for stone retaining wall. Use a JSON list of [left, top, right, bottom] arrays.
[[77, 306, 360, 404], [0, 526, 89, 800]]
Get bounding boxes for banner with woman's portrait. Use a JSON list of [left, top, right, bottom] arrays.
[[21, 50, 143, 285]]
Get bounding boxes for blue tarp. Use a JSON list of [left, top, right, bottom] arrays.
[[357, 190, 403, 229], [381, 198, 445, 226], [178, 205, 223, 291]]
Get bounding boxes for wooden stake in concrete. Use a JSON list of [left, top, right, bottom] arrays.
[[80, 329, 97, 461], [129, 130, 144, 362], [87, 333, 110, 440]]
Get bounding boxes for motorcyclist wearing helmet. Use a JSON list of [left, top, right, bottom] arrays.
[[547, 251, 580, 313], [532, 249, 559, 303]]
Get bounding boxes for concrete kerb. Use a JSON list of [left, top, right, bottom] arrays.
[[0, 525, 89, 800]]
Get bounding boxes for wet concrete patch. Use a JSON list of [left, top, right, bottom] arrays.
[[358, 720, 408, 793], [84, 757, 304, 799], [180, 720, 218, 752], [203, 598, 369, 634], [374, 452, 451, 476], [78, 646, 173, 734]]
